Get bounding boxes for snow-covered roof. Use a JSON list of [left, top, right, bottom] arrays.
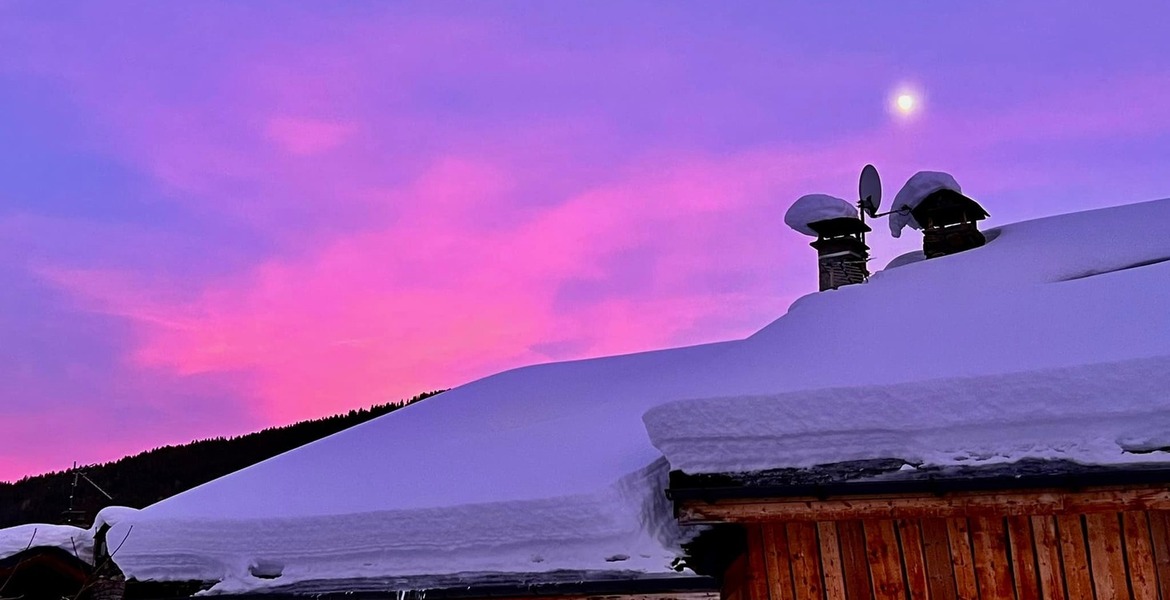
[[0, 523, 90, 564], [98, 197, 1170, 594], [888, 171, 962, 237], [783, 193, 859, 236], [645, 356, 1170, 475], [0, 506, 134, 565]]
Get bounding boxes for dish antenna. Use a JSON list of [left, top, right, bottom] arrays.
[[859, 164, 882, 218]]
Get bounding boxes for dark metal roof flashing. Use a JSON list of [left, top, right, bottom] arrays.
[[667, 458, 1170, 503], [129, 572, 719, 600]]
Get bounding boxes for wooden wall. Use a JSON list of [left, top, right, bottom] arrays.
[[723, 511, 1170, 600]]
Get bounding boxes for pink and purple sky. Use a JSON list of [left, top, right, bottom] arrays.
[[2, 2, 1169, 482]]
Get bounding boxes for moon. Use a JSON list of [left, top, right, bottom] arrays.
[[889, 86, 923, 119], [896, 94, 916, 114]]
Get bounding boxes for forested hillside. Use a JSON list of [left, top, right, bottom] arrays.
[[0, 391, 442, 528]]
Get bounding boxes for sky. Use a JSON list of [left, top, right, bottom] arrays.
[[1, 2, 1168, 482]]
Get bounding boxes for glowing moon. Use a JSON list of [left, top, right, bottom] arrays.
[[889, 85, 923, 119], [896, 94, 916, 114]]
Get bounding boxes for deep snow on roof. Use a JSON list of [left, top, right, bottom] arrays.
[[0, 506, 134, 564], [888, 170, 963, 237], [783, 193, 859, 236], [106, 197, 1170, 594]]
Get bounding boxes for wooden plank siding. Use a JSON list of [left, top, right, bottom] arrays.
[[921, 518, 959, 600], [1122, 512, 1159, 600], [818, 522, 849, 600], [1147, 511, 1170, 599], [1029, 516, 1067, 600], [839, 520, 876, 600], [896, 519, 931, 600], [679, 487, 1170, 525], [1085, 513, 1127, 599], [763, 523, 797, 600], [1055, 515, 1094, 600], [947, 518, 979, 600], [969, 517, 1015, 600], [1006, 516, 1041, 600], [722, 509, 1170, 600], [864, 520, 906, 600], [788, 522, 825, 600]]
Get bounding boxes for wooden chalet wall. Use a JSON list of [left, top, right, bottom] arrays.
[[706, 489, 1170, 600]]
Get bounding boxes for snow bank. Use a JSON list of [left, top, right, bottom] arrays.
[[644, 356, 1170, 474], [0, 523, 89, 562], [107, 197, 1170, 593], [0, 506, 137, 564], [888, 171, 961, 237], [783, 194, 858, 236]]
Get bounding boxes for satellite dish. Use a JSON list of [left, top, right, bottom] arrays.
[[859, 164, 882, 218]]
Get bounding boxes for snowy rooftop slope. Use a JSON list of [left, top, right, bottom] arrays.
[[109, 198, 1170, 593], [112, 342, 744, 592], [645, 356, 1170, 475], [648, 198, 1170, 472]]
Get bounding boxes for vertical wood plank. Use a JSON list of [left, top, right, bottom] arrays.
[[898, 519, 932, 600], [1055, 515, 1095, 600], [839, 521, 876, 600], [725, 551, 750, 600], [1123, 512, 1159, 600], [1147, 511, 1170, 600], [969, 516, 1016, 600], [788, 522, 825, 600], [747, 525, 774, 600], [922, 519, 959, 600], [1030, 516, 1068, 600], [818, 522, 847, 600], [1008, 515, 1041, 600], [947, 518, 979, 600], [764, 523, 797, 600], [866, 520, 908, 600], [1085, 513, 1127, 600]]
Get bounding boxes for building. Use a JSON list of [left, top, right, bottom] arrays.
[[3, 197, 1169, 600], [673, 460, 1170, 600]]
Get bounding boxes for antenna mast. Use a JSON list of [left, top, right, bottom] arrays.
[[63, 462, 114, 525]]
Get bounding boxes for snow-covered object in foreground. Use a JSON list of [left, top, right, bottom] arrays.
[[106, 198, 1170, 594], [0, 523, 89, 563], [889, 171, 962, 237], [0, 506, 137, 564], [784, 194, 859, 236]]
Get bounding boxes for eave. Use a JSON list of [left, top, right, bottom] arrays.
[[668, 462, 1170, 525]]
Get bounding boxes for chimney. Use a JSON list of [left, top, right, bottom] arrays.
[[808, 217, 870, 290], [912, 189, 989, 258], [784, 193, 870, 291]]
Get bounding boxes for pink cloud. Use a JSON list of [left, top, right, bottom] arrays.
[[35, 143, 833, 423], [10, 3, 1170, 445], [265, 117, 357, 156]]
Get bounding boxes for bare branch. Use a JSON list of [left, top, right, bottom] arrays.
[[108, 525, 132, 558]]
